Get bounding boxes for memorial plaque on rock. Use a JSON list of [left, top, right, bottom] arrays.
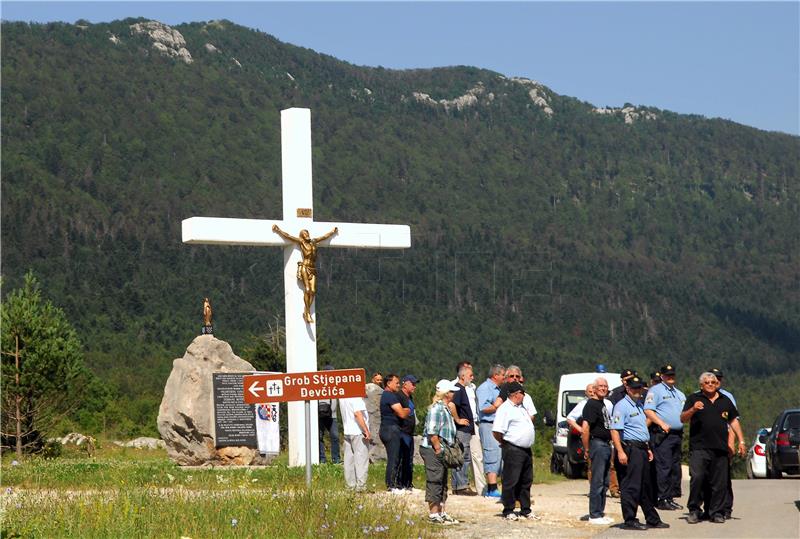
[[212, 372, 257, 448]]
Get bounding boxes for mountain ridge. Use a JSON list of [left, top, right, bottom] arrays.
[[2, 18, 798, 435]]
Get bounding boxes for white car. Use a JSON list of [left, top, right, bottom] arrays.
[[747, 427, 770, 479]]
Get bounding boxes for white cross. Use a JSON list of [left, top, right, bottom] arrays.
[[182, 108, 410, 466]]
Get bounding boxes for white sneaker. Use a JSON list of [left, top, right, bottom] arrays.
[[440, 513, 459, 524], [520, 512, 542, 521], [504, 513, 519, 521], [428, 514, 445, 524], [589, 516, 613, 525], [390, 488, 406, 495]]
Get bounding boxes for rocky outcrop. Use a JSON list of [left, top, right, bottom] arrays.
[[204, 43, 218, 53], [507, 77, 554, 116], [113, 437, 166, 450], [130, 21, 193, 64], [409, 83, 490, 112], [593, 106, 658, 124], [157, 335, 269, 466]]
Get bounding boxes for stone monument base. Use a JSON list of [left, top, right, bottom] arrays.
[[157, 335, 273, 466]]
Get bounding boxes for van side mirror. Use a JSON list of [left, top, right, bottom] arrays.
[[544, 410, 555, 427]]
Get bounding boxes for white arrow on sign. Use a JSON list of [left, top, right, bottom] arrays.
[[248, 381, 264, 398]]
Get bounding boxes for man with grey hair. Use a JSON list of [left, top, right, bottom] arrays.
[[581, 377, 614, 525], [477, 364, 506, 497], [681, 372, 746, 524], [448, 363, 478, 495], [498, 365, 538, 421]]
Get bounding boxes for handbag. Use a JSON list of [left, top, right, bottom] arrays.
[[441, 439, 465, 469]]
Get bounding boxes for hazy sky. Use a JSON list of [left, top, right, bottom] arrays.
[[3, 1, 798, 135]]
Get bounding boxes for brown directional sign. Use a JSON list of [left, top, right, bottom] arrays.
[[243, 368, 367, 404]]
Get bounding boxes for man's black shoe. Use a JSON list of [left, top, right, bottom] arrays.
[[656, 500, 676, 511], [712, 514, 726, 524], [667, 499, 684, 510], [686, 512, 701, 524], [647, 521, 670, 529], [723, 512, 732, 520], [620, 521, 648, 530]]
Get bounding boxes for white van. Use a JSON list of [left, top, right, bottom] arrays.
[[549, 371, 622, 478]]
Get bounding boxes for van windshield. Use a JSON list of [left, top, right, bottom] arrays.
[[563, 390, 587, 417]]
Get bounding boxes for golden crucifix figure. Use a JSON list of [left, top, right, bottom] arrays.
[[272, 224, 338, 323]]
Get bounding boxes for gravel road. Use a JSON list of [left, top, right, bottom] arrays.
[[400, 473, 799, 538]]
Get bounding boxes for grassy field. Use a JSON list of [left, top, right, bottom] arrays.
[[1, 444, 562, 538]]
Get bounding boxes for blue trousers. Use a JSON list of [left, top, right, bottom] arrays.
[[319, 416, 340, 463], [589, 438, 612, 518]]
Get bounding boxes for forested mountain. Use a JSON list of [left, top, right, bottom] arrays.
[[2, 19, 798, 437]]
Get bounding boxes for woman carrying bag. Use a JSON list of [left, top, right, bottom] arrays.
[[419, 379, 462, 525]]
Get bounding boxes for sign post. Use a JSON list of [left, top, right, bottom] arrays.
[[243, 368, 367, 487]]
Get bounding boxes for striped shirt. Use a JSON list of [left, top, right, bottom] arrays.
[[421, 401, 456, 447]]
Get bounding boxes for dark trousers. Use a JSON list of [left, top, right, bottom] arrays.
[[616, 443, 661, 525], [589, 439, 612, 518], [651, 431, 682, 501], [398, 432, 414, 488], [500, 443, 533, 516], [319, 416, 340, 463], [688, 449, 728, 518], [380, 424, 402, 489]]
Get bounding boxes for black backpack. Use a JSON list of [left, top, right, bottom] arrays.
[[318, 400, 333, 419]]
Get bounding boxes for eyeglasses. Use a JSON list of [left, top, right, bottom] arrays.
[[702, 380, 719, 385], [507, 374, 522, 379]]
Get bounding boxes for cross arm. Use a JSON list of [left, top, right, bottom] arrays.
[[182, 217, 410, 249]]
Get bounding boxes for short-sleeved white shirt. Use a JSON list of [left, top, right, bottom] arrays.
[[340, 397, 368, 436], [493, 400, 535, 448], [522, 394, 538, 418]]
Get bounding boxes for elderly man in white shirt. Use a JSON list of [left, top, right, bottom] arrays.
[[340, 396, 371, 492], [493, 382, 539, 521]]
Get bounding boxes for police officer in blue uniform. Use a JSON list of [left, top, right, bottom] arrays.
[[644, 364, 686, 510], [610, 376, 669, 531]]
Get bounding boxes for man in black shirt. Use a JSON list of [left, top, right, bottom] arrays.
[[680, 372, 746, 524], [448, 364, 478, 495], [397, 374, 418, 490], [581, 377, 614, 525]]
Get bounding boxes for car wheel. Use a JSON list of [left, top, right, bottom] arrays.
[[564, 457, 583, 479], [550, 452, 561, 474], [746, 460, 754, 479], [771, 461, 783, 479]]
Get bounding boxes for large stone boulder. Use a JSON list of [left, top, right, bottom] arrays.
[[157, 335, 269, 466]]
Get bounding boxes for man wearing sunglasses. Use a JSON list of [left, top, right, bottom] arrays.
[[680, 372, 746, 524]]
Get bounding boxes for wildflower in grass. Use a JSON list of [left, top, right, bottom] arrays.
[[5, 487, 12, 494], [231, 519, 238, 527], [395, 515, 401, 521], [11, 460, 19, 466], [324, 503, 329, 510]]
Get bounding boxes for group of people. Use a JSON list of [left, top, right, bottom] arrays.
[[574, 365, 746, 530], [323, 362, 747, 529], [324, 362, 542, 524]]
